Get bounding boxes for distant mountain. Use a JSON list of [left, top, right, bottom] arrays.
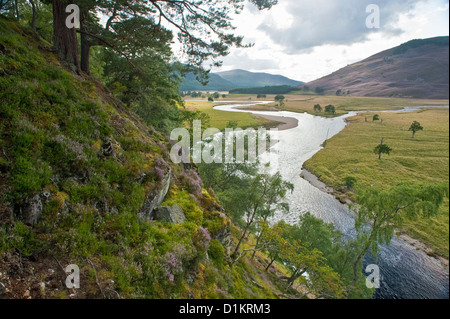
[[215, 69, 304, 89], [304, 36, 449, 99], [180, 69, 304, 92], [180, 72, 236, 91]]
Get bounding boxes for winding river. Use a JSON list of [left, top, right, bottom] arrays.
[[212, 100, 449, 299]]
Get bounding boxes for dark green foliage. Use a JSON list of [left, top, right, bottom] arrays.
[[392, 36, 449, 55], [409, 121, 424, 138], [325, 105, 336, 114], [344, 176, 357, 189], [274, 94, 286, 101], [315, 87, 325, 94], [374, 142, 392, 160], [351, 182, 449, 283]]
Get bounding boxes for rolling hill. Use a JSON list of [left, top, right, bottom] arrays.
[[216, 69, 304, 89], [304, 36, 449, 99], [180, 69, 304, 92]]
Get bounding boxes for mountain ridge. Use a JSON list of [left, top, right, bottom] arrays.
[[303, 36, 449, 99], [180, 69, 304, 92]]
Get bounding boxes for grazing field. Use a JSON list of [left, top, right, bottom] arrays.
[[184, 100, 279, 130], [303, 108, 450, 259]]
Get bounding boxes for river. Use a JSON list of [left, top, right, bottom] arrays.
[[212, 100, 449, 299]]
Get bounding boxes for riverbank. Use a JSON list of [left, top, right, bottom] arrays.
[[300, 167, 450, 269], [251, 114, 298, 131], [184, 100, 281, 130], [302, 108, 449, 260]]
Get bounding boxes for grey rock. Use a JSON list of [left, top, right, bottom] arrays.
[[153, 204, 186, 225], [21, 193, 43, 226], [102, 137, 116, 158], [138, 169, 171, 220], [214, 221, 232, 257], [169, 204, 186, 224]]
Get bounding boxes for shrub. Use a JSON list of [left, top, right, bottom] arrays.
[[208, 239, 225, 269], [344, 176, 357, 189]]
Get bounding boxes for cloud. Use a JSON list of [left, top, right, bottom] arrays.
[[257, 0, 424, 53], [219, 50, 280, 70]]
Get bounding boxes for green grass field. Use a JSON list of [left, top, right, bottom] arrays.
[[184, 100, 279, 130], [304, 108, 449, 259]]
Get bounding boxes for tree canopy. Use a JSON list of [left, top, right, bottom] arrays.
[[351, 182, 449, 283], [409, 121, 424, 138]]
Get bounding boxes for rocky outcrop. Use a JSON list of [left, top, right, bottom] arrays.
[[19, 193, 43, 226], [138, 169, 172, 220], [153, 204, 186, 224], [214, 220, 233, 257]]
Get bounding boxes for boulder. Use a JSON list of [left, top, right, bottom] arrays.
[[138, 169, 171, 220], [153, 204, 186, 225], [20, 193, 43, 226]]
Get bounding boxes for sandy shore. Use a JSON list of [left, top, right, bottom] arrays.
[[300, 169, 334, 194], [255, 114, 299, 131]]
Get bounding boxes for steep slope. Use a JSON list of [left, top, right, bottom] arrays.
[[0, 17, 299, 299], [305, 37, 449, 99]]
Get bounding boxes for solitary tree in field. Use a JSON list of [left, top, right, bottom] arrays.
[[373, 114, 380, 122], [374, 138, 392, 160], [409, 121, 424, 138], [314, 104, 322, 113], [275, 95, 286, 108], [275, 95, 285, 102], [325, 105, 336, 114]]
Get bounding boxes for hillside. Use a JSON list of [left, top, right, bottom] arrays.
[[179, 72, 236, 91], [180, 69, 304, 92], [216, 69, 304, 89], [304, 37, 449, 99], [0, 17, 303, 300]]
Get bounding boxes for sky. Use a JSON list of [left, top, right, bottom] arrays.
[[210, 0, 450, 82]]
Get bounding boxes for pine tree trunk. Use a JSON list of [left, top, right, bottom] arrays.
[[80, 8, 90, 74], [14, 0, 19, 20], [80, 28, 90, 74], [52, 0, 80, 74], [29, 0, 37, 32]]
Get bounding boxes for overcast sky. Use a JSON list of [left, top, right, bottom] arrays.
[[211, 0, 449, 82]]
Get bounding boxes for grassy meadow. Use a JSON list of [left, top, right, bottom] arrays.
[[304, 108, 449, 259], [183, 100, 279, 130]]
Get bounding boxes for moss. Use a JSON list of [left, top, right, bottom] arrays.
[[208, 239, 225, 269]]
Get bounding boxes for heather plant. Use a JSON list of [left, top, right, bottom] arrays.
[[179, 169, 203, 197], [153, 157, 170, 181], [194, 226, 211, 253]]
